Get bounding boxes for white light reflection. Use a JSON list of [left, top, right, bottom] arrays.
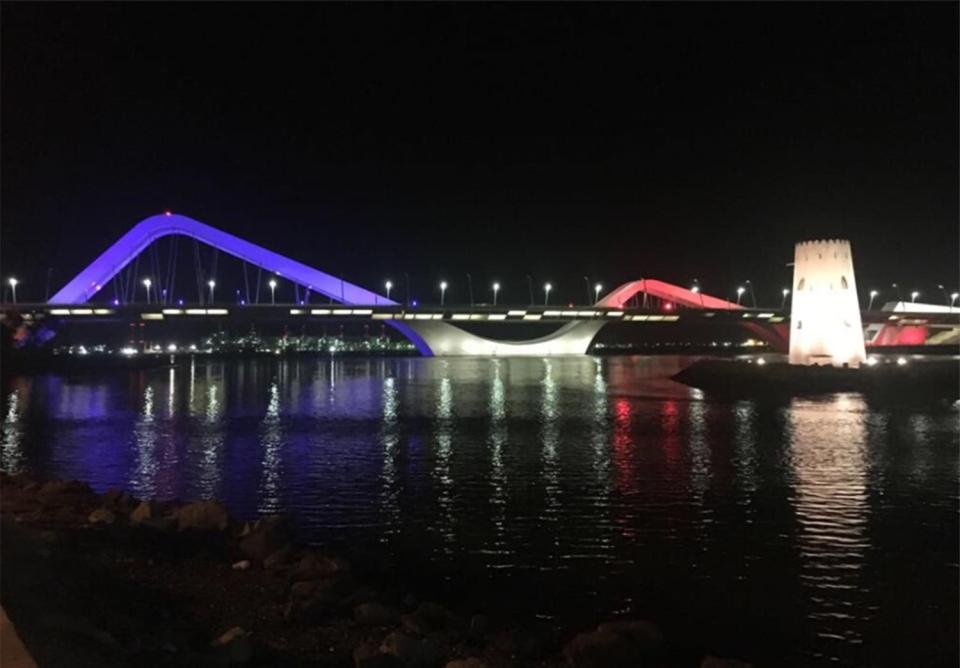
[[197, 366, 225, 498], [540, 359, 560, 540], [130, 386, 158, 498], [379, 376, 400, 542], [258, 381, 282, 513], [789, 393, 871, 656], [1, 388, 25, 473], [434, 371, 455, 555], [487, 360, 511, 564]]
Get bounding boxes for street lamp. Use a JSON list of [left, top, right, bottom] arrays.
[[594, 283, 602, 303], [269, 278, 277, 305], [440, 281, 448, 306], [492, 282, 500, 306], [690, 284, 700, 293], [7, 278, 18, 305], [544, 282, 552, 306], [938, 284, 949, 305], [207, 279, 216, 303], [951, 292, 959, 307], [736, 286, 745, 305], [910, 291, 919, 303], [868, 289, 879, 310], [385, 280, 393, 301], [781, 288, 790, 310], [142, 278, 152, 304], [891, 283, 902, 304]]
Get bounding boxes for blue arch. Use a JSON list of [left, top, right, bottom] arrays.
[[48, 213, 433, 354]]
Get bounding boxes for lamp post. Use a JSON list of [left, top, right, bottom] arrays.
[[142, 278, 152, 305], [492, 282, 500, 306], [910, 290, 919, 303], [7, 278, 17, 305], [868, 289, 879, 310], [385, 280, 393, 301], [891, 283, 902, 305], [938, 284, 949, 305], [208, 279, 216, 304], [440, 281, 447, 306], [269, 279, 277, 305], [594, 283, 602, 303], [736, 286, 745, 305], [952, 292, 959, 308], [583, 276, 591, 305], [781, 288, 790, 310], [745, 280, 757, 308], [544, 282, 552, 306]]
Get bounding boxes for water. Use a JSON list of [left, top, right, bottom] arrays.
[[2, 355, 957, 666]]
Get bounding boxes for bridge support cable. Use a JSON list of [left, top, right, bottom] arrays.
[[164, 235, 179, 306], [242, 260, 250, 305], [255, 266, 262, 305], [192, 239, 205, 305]]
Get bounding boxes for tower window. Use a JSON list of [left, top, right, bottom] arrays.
[[797, 278, 805, 291], [840, 276, 849, 289]]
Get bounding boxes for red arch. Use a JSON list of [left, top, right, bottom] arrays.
[[598, 279, 742, 310]]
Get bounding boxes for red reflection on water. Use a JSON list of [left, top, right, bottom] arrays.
[[661, 400, 680, 467], [611, 398, 639, 542]]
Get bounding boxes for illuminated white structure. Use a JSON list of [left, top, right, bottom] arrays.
[[789, 239, 866, 367]]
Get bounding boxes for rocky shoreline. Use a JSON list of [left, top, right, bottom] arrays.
[[0, 473, 751, 667]]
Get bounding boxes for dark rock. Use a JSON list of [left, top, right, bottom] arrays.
[[380, 631, 421, 665], [468, 614, 488, 638], [355, 641, 403, 668], [292, 551, 347, 580], [400, 612, 432, 636], [354, 602, 400, 626], [420, 632, 450, 666], [701, 657, 754, 668], [564, 629, 646, 668], [176, 499, 230, 531], [130, 500, 163, 525], [232, 560, 251, 571], [101, 488, 137, 512], [263, 544, 294, 569], [415, 602, 454, 630], [238, 515, 293, 561], [290, 579, 322, 600], [88, 508, 116, 525], [445, 660, 487, 668], [210, 626, 253, 664], [40, 480, 92, 496], [595, 619, 663, 652]]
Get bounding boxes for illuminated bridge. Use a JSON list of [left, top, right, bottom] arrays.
[[3, 213, 957, 356]]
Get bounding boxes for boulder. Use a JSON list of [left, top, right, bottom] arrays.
[[468, 614, 488, 638], [40, 480, 92, 496], [292, 551, 346, 580], [701, 657, 753, 668], [130, 500, 162, 525], [445, 660, 487, 668], [419, 633, 451, 666], [379, 631, 421, 665], [101, 488, 137, 512], [176, 499, 229, 531], [88, 508, 116, 525], [595, 620, 663, 652], [563, 629, 646, 668], [354, 602, 400, 627], [263, 544, 294, 569], [415, 602, 454, 630], [354, 641, 402, 668], [238, 515, 293, 561], [210, 626, 252, 664]]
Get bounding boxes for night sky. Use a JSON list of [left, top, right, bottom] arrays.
[[2, 3, 957, 307]]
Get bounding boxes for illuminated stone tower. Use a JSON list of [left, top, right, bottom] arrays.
[[789, 239, 866, 367]]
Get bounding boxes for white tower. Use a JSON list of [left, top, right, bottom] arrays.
[[789, 239, 866, 367]]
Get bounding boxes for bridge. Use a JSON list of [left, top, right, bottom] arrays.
[[3, 213, 957, 357]]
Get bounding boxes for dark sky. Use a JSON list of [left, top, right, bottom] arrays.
[[2, 3, 957, 306]]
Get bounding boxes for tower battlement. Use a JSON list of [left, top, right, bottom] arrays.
[[789, 239, 866, 367]]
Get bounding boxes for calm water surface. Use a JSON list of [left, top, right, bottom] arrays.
[[2, 356, 957, 666]]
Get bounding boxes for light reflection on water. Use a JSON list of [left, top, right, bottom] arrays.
[[2, 355, 957, 667]]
